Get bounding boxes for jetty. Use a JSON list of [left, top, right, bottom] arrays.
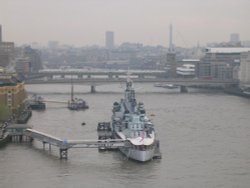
[[17, 128, 127, 159], [2, 122, 161, 160]]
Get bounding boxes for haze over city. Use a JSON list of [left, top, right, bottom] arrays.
[[1, 0, 250, 47]]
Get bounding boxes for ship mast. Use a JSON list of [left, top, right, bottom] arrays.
[[124, 70, 136, 111], [71, 76, 74, 101]]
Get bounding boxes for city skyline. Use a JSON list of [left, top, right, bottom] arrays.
[[0, 0, 250, 47]]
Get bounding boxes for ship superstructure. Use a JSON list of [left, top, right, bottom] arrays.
[[111, 77, 161, 162]]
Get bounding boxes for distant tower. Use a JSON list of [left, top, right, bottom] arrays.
[[230, 33, 240, 44], [0, 25, 2, 42], [105, 31, 114, 49], [169, 24, 174, 52], [167, 24, 176, 78]]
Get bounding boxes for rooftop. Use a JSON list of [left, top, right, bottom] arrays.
[[206, 47, 250, 54], [0, 73, 23, 86], [181, 59, 200, 62]]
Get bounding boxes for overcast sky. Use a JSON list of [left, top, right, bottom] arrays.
[[0, 0, 250, 47]]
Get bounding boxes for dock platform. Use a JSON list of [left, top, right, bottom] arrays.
[[3, 125, 162, 161], [24, 129, 127, 159], [7, 124, 33, 142]]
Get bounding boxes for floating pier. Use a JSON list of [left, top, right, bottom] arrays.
[[3, 123, 161, 160], [7, 124, 33, 142], [24, 129, 126, 159]]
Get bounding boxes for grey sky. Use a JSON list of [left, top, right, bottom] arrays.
[[0, 0, 249, 47]]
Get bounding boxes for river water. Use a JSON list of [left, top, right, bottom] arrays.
[[1, 83, 250, 188]]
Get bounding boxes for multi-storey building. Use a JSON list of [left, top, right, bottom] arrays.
[[0, 73, 26, 120], [239, 52, 250, 87], [0, 25, 15, 69], [0, 42, 15, 68], [105, 31, 114, 50], [15, 58, 31, 75], [0, 25, 2, 43], [198, 47, 250, 80], [230, 33, 240, 45], [23, 46, 42, 72]]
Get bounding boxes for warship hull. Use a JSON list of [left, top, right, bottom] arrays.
[[119, 147, 155, 162], [111, 77, 161, 162]]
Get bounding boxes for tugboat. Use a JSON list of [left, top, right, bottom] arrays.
[[29, 94, 46, 110], [67, 79, 89, 110], [68, 98, 89, 110], [111, 76, 161, 162]]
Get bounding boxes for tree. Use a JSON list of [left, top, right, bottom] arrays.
[[0, 104, 11, 122]]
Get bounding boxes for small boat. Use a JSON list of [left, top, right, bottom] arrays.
[[68, 78, 89, 110], [68, 98, 89, 110], [154, 83, 178, 89], [154, 83, 163, 87], [17, 109, 32, 124], [163, 84, 178, 89], [224, 87, 250, 99], [242, 87, 250, 96], [29, 94, 46, 110], [176, 64, 195, 76]]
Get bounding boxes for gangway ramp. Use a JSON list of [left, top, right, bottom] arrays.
[[66, 139, 126, 149], [24, 129, 126, 159], [25, 128, 63, 147]]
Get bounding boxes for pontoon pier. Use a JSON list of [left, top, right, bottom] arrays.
[[5, 122, 161, 160], [24, 128, 127, 159]]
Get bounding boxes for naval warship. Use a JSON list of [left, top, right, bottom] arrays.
[[111, 77, 161, 162]]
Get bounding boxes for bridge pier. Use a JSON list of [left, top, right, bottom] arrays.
[[138, 75, 144, 79], [11, 135, 22, 142], [91, 85, 96, 93], [10, 135, 31, 143], [180, 86, 188, 93], [42, 141, 52, 151], [43, 141, 47, 150], [108, 73, 113, 79], [59, 148, 68, 159]]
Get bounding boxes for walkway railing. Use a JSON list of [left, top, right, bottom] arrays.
[[24, 129, 126, 159]]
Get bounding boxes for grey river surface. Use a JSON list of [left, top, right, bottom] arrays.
[[1, 83, 250, 188]]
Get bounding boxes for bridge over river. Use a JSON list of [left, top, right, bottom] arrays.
[[25, 69, 238, 92], [25, 77, 238, 93], [30, 69, 167, 79]]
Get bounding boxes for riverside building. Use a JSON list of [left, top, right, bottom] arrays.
[[0, 73, 26, 121], [198, 47, 250, 80], [105, 31, 114, 50], [239, 52, 250, 87]]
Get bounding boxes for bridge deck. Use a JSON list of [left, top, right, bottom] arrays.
[[25, 77, 238, 87]]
